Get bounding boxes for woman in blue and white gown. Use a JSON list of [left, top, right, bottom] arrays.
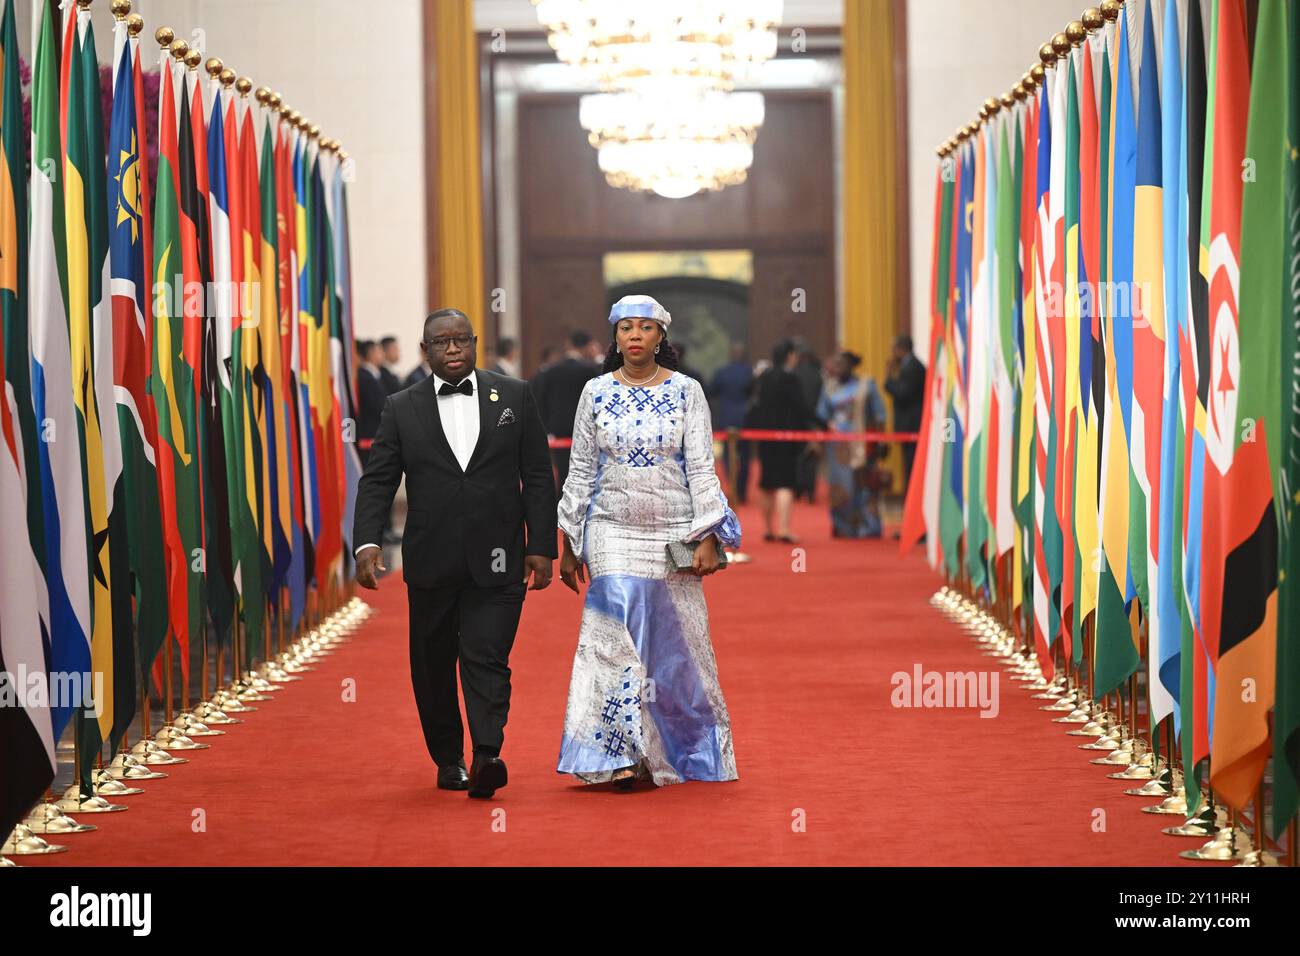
[[556, 295, 742, 789]]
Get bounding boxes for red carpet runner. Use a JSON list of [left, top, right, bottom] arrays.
[[24, 499, 1215, 866]]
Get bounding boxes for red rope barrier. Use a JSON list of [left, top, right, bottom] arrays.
[[546, 429, 920, 449]]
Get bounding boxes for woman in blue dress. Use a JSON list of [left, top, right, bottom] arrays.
[[816, 351, 887, 538], [556, 295, 742, 790]]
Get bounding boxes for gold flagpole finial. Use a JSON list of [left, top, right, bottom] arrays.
[[184, 49, 202, 71], [127, 13, 144, 36], [169, 39, 190, 62], [76, 0, 93, 10], [205, 57, 223, 78], [288, 110, 302, 126], [1082, 7, 1104, 31], [1038, 42, 1056, 66], [219, 69, 236, 89], [255, 87, 272, 106], [155, 26, 174, 48], [1050, 33, 1071, 59], [1066, 20, 1087, 46], [110, 0, 130, 20], [1100, 0, 1121, 22], [308, 124, 321, 140], [1029, 63, 1045, 85], [235, 76, 253, 97], [269, 92, 283, 111]]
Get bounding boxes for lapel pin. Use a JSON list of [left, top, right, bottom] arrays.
[[489, 388, 499, 402]]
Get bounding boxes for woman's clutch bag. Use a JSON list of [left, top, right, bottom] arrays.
[[665, 539, 730, 573]]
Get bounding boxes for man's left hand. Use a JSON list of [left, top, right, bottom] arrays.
[[523, 555, 553, 590]]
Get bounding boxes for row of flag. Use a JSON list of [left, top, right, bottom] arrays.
[[1, 0, 361, 838], [901, 0, 1299, 837]]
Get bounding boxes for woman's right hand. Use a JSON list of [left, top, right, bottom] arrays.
[[560, 542, 587, 594]]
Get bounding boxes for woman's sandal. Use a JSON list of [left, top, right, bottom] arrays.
[[612, 768, 637, 792]]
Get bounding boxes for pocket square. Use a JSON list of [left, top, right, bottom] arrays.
[[497, 407, 515, 427]]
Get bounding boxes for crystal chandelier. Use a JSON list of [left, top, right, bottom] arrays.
[[532, 0, 782, 199], [579, 90, 765, 199], [531, 0, 782, 93]]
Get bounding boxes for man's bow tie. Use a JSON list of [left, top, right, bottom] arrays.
[[438, 379, 473, 397]]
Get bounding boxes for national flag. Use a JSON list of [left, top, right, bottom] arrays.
[[1030, 70, 1056, 675], [1073, 30, 1103, 664], [278, 115, 308, 627], [109, 2, 168, 688], [903, 161, 954, 565], [1204, 0, 1279, 813], [0, 0, 55, 838], [1273, 0, 1300, 838], [1132, 0, 1172, 727], [1182, 0, 1213, 810], [940, 140, 971, 580], [330, 148, 362, 576], [965, 126, 989, 591], [151, 44, 200, 687], [1156, 0, 1191, 738], [1058, 45, 1081, 661], [990, 117, 1017, 566], [63, 0, 124, 779], [1094, 7, 1139, 697]]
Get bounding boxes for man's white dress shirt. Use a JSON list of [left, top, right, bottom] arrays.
[[355, 369, 480, 557]]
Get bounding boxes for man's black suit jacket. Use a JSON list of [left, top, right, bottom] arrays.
[[534, 356, 599, 437], [351, 369, 559, 589]]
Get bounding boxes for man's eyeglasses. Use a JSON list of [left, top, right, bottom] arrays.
[[424, 334, 476, 352]]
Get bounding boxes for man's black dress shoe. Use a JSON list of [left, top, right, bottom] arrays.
[[437, 760, 469, 791], [468, 755, 507, 799]]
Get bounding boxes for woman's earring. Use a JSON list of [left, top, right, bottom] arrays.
[[655, 345, 661, 354], [616, 345, 621, 353]]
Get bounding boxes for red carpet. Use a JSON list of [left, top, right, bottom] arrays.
[[22, 498, 1219, 866]]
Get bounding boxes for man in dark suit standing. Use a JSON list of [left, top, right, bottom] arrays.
[[885, 333, 927, 487], [355, 340, 387, 465], [532, 329, 599, 493], [353, 309, 557, 798], [379, 336, 403, 395]]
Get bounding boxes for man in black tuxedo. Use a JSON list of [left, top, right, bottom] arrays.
[[352, 309, 557, 798]]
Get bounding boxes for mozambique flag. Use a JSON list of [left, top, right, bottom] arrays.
[[1204, 0, 1280, 813], [108, 5, 168, 683], [1275, 0, 1300, 838], [62, 1, 123, 783], [151, 46, 199, 685], [0, 0, 55, 838]]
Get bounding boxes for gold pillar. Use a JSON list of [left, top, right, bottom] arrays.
[[843, 0, 904, 487], [424, 0, 486, 335]]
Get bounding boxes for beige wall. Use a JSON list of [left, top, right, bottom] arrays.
[[905, 0, 1087, 360], [21, 0, 428, 379]]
